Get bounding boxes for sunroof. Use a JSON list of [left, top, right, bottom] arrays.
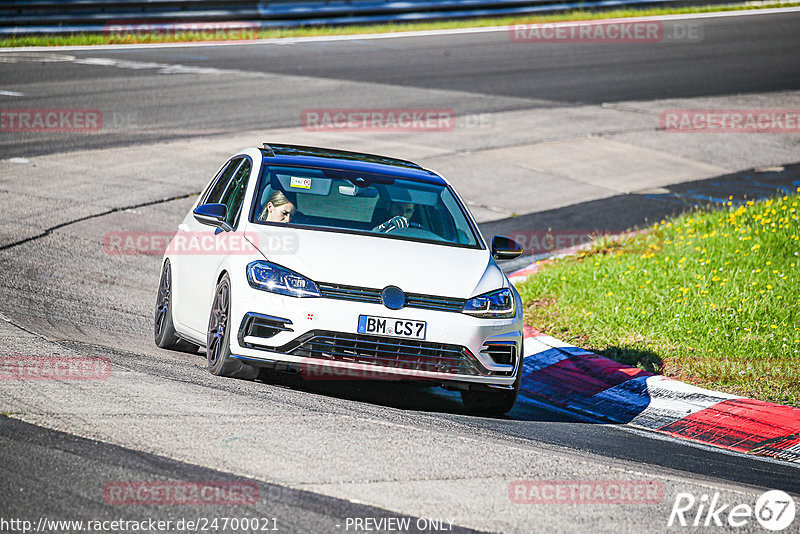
[[261, 143, 425, 171]]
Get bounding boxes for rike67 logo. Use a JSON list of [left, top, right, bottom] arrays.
[[668, 490, 796, 530]]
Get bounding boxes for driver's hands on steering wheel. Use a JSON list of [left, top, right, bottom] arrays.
[[375, 215, 409, 233]]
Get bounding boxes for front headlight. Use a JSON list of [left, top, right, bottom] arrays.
[[246, 261, 320, 298], [462, 288, 515, 318]]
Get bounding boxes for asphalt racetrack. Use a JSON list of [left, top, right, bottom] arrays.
[[1, 9, 800, 533]]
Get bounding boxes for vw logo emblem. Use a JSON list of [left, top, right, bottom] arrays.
[[381, 286, 405, 310]]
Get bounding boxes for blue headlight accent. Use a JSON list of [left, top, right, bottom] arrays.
[[462, 288, 515, 318], [246, 261, 320, 298]]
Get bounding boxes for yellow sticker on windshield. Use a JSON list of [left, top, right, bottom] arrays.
[[290, 177, 312, 189]]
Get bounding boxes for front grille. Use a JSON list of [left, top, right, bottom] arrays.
[[317, 283, 381, 304], [284, 330, 483, 376], [317, 282, 466, 313], [405, 294, 466, 313]]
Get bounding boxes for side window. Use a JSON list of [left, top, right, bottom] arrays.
[[205, 158, 243, 205], [220, 159, 251, 228], [199, 161, 229, 203]]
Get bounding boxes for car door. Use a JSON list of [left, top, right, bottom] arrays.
[[171, 157, 244, 336]]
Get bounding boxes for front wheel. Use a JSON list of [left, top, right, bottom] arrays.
[[206, 273, 259, 380], [154, 260, 198, 352], [460, 368, 522, 416]]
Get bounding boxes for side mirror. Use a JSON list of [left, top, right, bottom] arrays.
[[193, 203, 233, 232], [491, 235, 523, 260]]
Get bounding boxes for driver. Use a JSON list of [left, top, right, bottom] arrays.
[[259, 190, 295, 223], [374, 202, 415, 233]]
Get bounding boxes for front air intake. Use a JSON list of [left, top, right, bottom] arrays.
[[238, 313, 293, 348], [480, 341, 517, 367]]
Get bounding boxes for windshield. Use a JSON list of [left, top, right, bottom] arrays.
[[250, 165, 481, 248]]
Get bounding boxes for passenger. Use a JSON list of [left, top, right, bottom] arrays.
[[374, 202, 415, 233], [259, 190, 295, 223]]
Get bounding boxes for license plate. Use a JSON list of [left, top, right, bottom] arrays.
[[357, 315, 426, 340]]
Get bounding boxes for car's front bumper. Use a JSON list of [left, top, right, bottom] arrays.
[[228, 283, 523, 387]]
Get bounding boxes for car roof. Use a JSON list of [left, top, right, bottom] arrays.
[[260, 143, 446, 184]]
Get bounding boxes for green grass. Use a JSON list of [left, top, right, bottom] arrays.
[[517, 189, 800, 407], [2, 2, 799, 47]]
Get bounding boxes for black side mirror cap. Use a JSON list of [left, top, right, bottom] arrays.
[[491, 235, 524, 260], [193, 203, 232, 232]]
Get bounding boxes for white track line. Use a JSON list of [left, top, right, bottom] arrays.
[[1, 6, 799, 53]]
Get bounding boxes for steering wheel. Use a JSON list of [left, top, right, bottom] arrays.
[[385, 221, 425, 234]]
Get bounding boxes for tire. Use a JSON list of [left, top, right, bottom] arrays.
[[206, 273, 259, 380], [460, 366, 522, 416], [154, 260, 199, 352]]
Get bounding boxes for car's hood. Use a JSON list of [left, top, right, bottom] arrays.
[[245, 224, 505, 298]]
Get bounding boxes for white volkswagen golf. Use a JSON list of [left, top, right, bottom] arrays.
[[155, 143, 524, 414]]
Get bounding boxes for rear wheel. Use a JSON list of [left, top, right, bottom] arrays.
[[460, 368, 522, 416], [154, 260, 198, 352], [206, 273, 259, 379]]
